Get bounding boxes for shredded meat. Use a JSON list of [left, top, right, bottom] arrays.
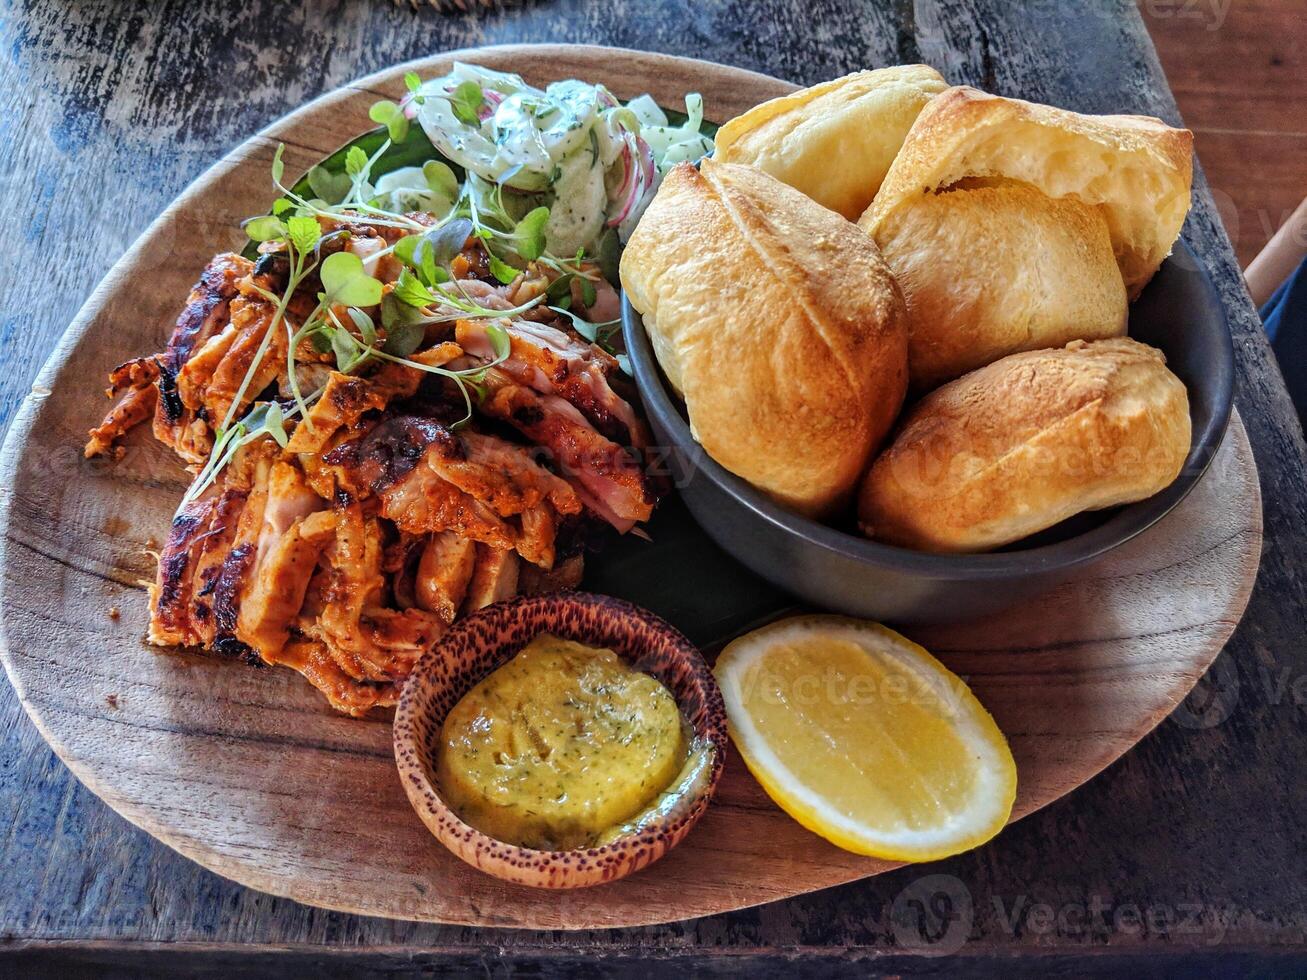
[[96, 238, 661, 716]]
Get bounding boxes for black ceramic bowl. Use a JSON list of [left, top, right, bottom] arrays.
[[621, 242, 1235, 624]]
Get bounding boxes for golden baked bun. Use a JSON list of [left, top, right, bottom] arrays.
[[862, 86, 1194, 298], [875, 178, 1128, 388], [713, 65, 947, 221], [858, 338, 1191, 553], [620, 159, 908, 519]]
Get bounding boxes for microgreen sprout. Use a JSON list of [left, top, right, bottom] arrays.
[[549, 305, 621, 351]]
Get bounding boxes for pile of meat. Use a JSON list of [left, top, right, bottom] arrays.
[[85, 221, 660, 715]]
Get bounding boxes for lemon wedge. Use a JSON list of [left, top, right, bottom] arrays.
[[714, 615, 1016, 861]]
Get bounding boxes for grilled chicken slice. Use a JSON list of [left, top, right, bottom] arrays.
[[381, 470, 519, 557], [85, 356, 163, 458], [86, 254, 250, 460], [234, 461, 333, 659], [323, 415, 581, 567], [172, 291, 284, 456], [463, 544, 520, 613], [300, 502, 445, 684], [285, 343, 463, 455], [456, 318, 647, 447], [415, 531, 477, 622], [156, 255, 256, 463], [272, 639, 402, 717], [476, 370, 654, 530], [85, 383, 159, 461], [149, 439, 274, 650]]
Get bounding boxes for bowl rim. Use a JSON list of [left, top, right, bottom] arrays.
[[392, 590, 728, 884], [620, 239, 1235, 581]]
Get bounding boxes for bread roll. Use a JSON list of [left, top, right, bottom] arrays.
[[621, 159, 908, 518], [858, 338, 1191, 553], [862, 86, 1193, 298], [713, 66, 947, 221], [875, 178, 1128, 388]]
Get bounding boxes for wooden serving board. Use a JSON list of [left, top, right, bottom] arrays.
[[0, 45, 1263, 930]]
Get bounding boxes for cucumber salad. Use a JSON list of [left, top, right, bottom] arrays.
[[367, 63, 713, 262]]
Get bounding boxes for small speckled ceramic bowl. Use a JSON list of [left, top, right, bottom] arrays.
[[393, 591, 728, 889]]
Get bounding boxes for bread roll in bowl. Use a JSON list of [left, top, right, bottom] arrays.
[[858, 338, 1191, 553], [876, 179, 1128, 388], [620, 159, 908, 519], [713, 65, 947, 221], [862, 86, 1193, 298]]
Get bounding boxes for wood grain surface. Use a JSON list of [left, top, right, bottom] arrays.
[[0, 43, 1262, 930], [1144, 0, 1307, 267], [0, 0, 1304, 972]]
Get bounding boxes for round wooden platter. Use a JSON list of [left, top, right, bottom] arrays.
[[0, 45, 1264, 930]]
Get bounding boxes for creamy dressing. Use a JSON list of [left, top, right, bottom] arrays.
[[436, 634, 691, 851]]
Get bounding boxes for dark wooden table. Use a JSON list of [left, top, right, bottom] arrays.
[[2, 1, 1305, 975]]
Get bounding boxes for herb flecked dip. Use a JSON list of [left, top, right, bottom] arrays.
[[436, 634, 698, 850]]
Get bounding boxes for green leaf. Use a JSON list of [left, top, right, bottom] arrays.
[[580, 276, 597, 308], [285, 215, 321, 256], [272, 198, 294, 217], [329, 326, 369, 373], [320, 251, 383, 307], [423, 160, 459, 201], [345, 145, 369, 178], [393, 235, 421, 267], [271, 144, 285, 185], [595, 227, 622, 285], [450, 80, 485, 126], [263, 403, 289, 448], [487, 250, 520, 286], [546, 274, 575, 303], [399, 219, 474, 287], [549, 305, 620, 351], [404, 71, 422, 94], [427, 218, 474, 266], [307, 165, 352, 205], [393, 267, 437, 308], [368, 99, 409, 143], [381, 291, 422, 330], [310, 329, 333, 354], [509, 206, 550, 261], [347, 307, 377, 346], [549, 305, 596, 342], [383, 318, 425, 358], [243, 214, 286, 243], [484, 322, 511, 362], [418, 242, 441, 287]]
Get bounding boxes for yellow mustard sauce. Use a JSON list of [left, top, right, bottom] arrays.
[[436, 634, 693, 851]]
